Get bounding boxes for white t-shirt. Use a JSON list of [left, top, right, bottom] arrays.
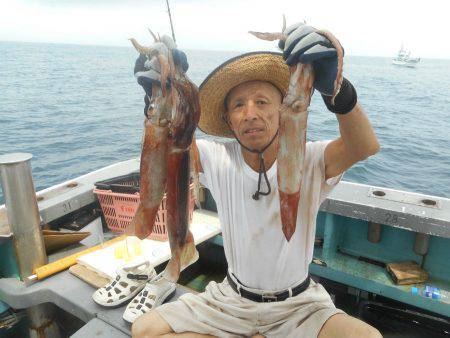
[[197, 139, 342, 291]]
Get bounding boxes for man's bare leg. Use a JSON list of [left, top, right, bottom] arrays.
[[318, 313, 382, 338], [131, 310, 215, 338]]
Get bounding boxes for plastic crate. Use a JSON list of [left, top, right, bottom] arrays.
[[94, 173, 194, 241]]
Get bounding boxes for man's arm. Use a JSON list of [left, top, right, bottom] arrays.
[[324, 102, 380, 180]]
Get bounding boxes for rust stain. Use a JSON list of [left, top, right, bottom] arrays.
[[270, 210, 281, 226]]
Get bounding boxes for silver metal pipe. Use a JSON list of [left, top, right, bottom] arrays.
[[0, 153, 47, 277], [0, 153, 60, 337]]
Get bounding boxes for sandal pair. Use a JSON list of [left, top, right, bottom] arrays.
[[92, 259, 177, 324], [92, 260, 157, 307], [122, 274, 176, 324]]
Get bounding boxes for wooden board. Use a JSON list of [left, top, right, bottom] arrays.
[[386, 261, 429, 285], [43, 230, 91, 254], [69, 264, 110, 289]]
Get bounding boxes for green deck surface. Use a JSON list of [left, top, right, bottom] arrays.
[[311, 249, 450, 317]]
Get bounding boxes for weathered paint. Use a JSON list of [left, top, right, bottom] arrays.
[[312, 211, 450, 317]]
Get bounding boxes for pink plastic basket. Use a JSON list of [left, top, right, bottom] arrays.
[[94, 183, 194, 241]]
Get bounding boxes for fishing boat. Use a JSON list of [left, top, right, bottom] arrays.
[[0, 154, 449, 337], [392, 45, 420, 67]]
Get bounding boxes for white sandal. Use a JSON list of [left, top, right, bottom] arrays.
[[122, 274, 176, 324], [92, 260, 156, 307]]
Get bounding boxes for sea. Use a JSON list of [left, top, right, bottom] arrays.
[[0, 41, 449, 204]]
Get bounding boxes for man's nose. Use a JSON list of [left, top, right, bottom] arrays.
[[243, 101, 258, 121]]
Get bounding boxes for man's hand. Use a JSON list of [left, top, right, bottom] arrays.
[[280, 23, 358, 115], [280, 22, 340, 97], [133, 39, 189, 115]]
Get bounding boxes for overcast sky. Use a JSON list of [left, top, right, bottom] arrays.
[[1, 0, 449, 59]]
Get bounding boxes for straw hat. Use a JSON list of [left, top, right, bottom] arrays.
[[198, 51, 290, 138]]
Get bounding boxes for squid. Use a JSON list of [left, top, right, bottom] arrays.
[[250, 18, 344, 241], [128, 32, 200, 282]]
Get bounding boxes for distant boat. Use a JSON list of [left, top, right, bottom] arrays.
[[392, 45, 420, 67]]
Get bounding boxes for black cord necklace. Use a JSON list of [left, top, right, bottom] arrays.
[[233, 130, 279, 200]]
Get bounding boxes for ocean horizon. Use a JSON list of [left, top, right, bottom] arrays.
[[1, 41, 449, 203], [3, 40, 450, 61]]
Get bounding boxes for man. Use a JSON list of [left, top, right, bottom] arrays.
[[132, 23, 381, 338]]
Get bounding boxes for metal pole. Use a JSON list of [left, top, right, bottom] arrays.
[[165, 0, 176, 44], [0, 153, 46, 276], [414, 232, 430, 256], [0, 153, 60, 337]]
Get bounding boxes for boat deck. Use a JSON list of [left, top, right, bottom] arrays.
[[0, 262, 192, 337], [1, 159, 449, 336]]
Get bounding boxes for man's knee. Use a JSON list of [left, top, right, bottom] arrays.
[[319, 313, 382, 338], [131, 310, 173, 338], [356, 324, 383, 338], [347, 320, 382, 338]]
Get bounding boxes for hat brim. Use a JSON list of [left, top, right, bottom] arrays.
[[198, 52, 290, 138]]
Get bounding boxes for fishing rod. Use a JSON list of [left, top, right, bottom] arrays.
[[165, 0, 176, 44]]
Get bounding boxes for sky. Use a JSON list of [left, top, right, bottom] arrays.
[[1, 0, 449, 58]]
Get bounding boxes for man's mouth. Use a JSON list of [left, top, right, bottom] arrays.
[[244, 127, 264, 135]]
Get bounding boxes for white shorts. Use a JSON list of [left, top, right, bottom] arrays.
[[156, 277, 344, 338]]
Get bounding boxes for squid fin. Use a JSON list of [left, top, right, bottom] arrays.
[[163, 232, 199, 282], [279, 190, 300, 241], [248, 31, 285, 41]]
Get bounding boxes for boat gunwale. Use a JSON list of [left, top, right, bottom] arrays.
[[1, 158, 449, 238]]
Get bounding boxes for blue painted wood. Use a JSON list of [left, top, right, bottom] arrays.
[[0, 300, 8, 314], [0, 238, 19, 312], [322, 213, 342, 260], [310, 252, 450, 317], [338, 216, 423, 264], [208, 234, 223, 246], [0, 239, 19, 279], [313, 210, 450, 317], [424, 235, 450, 281]]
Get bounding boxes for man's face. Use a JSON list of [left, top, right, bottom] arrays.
[[225, 81, 282, 151]]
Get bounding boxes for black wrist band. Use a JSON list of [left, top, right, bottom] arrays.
[[321, 77, 357, 114]]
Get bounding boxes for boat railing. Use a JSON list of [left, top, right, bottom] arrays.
[[1, 158, 448, 239]]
